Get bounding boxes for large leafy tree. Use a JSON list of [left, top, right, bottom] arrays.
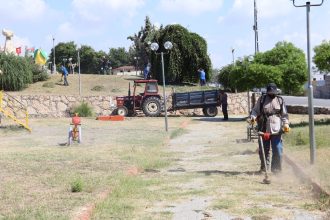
[[150, 24, 211, 83], [109, 47, 130, 68], [313, 40, 330, 73], [49, 41, 77, 68], [255, 41, 307, 94], [218, 41, 307, 95]]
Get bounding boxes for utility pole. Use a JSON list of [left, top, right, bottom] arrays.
[[52, 36, 56, 74], [253, 0, 259, 54], [291, 0, 324, 165]]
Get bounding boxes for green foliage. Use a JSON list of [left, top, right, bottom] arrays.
[[71, 102, 94, 117], [127, 16, 157, 68], [313, 40, 330, 73], [0, 53, 48, 91], [256, 42, 307, 95], [218, 41, 307, 95], [109, 47, 130, 68], [71, 178, 83, 192], [295, 131, 308, 145], [150, 24, 212, 83]]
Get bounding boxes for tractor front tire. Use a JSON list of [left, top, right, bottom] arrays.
[[203, 106, 218, 117], [142, 97, 161, 117], [116, 106, 128, 117]]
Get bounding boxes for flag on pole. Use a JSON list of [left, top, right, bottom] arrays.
[[34, 49, 47, 65], [16, 47, 21, 55]]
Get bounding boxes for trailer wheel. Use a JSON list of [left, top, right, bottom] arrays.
[[203, 106, 218, 117], [143, 96, 161, 117], [116, 106, 128, 117]]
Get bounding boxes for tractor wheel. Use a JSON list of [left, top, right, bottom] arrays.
[[203, 106, 218, 117], [116, 106, 128, 117], [142, 96, 161, 117]]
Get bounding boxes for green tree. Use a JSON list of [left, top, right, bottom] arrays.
[[109, 47, 130, 68], [127, 16, 157, 69], [49, 41, 77, 68], [150, 24, 211, 83], [0, 53, 48, 91], [313, 40, 330, 73], [218, 41, 307, 95]]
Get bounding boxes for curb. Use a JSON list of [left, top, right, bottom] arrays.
[[283, 154, 330, 197]]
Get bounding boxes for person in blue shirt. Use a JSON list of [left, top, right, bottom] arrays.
[[143, 63, 151, 79], [61, 65, 69, 86], [198, 68, 206, 86]]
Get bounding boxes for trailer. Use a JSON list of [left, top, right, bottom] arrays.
[[170, 89, 221, 117]]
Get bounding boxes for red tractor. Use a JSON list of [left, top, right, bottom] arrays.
[[115, 79, 162, 117]]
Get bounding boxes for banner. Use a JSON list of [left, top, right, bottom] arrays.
[[16, 47, 21, 55]]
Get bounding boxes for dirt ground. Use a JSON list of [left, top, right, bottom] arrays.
[[1, 115, 329, 219], [144, 116, 330, 219]]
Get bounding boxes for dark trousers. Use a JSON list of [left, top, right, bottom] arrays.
[[258, 135, 283, 172], [222, 104, 228, 120], [64, 75, 69, 86]]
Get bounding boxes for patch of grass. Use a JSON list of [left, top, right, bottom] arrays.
[[213, 199, 236, 209], [93, 175, 156, 219], [71, 177, 83, 192], [302, 193, 330, 211], [290, 118, 330, 128], [170, 128, 187, 139], [91, 85, 105, 91], [42, 82, 55, 88], [295, 131, 308, 146], [111, 88, 121, 93], [71, 102, 94, 117], [244, 206, 271, 216]]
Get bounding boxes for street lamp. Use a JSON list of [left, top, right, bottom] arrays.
[[231, 47, 235, 65], [150, 41, 173, 132], [52, 36, 56, 74], [77, 45, 82, 96], [291, 0, 324, 165]]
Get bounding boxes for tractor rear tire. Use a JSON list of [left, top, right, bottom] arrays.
[[203, 106, 218, 117], [116, 106, 128, 117], [142, 96, 161, 117]]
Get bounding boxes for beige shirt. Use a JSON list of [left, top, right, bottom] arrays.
[[251, 95, 289, 134]]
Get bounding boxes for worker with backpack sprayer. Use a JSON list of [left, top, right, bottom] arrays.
[[249, 83, 290, 181]]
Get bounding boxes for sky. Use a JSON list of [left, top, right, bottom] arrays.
[[1, 0, 330, 69]]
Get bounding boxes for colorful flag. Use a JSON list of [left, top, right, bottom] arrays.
[[16, 47, 21, 55], [34, 49, 47, 65]]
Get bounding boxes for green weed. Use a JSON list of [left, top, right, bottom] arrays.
[[71, 102, 94, 117]]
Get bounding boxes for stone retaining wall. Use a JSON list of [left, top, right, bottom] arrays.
[[2, 93, 329, 118], [2, 95, 115, 118]]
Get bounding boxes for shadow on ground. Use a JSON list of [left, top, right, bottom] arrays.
[[193, 117, 247, 123], [197, 170, 260, 176]]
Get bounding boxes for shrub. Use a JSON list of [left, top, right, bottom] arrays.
[[91, 85, 105, 91], [71, 102, 94, 117], [71, 178, 83, 192], [0, 53, 49, 91]]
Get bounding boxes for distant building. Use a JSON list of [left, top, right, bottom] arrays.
[[112, 65, 137, 75], [314, 74, 330, 99]]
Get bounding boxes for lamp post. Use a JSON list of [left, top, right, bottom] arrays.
[[52, 36, 56, 74], [77, 46, 81, 96], [150, 41, 173, 132], [231, 47, 235, 65], [291, 0, 324, 165]]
